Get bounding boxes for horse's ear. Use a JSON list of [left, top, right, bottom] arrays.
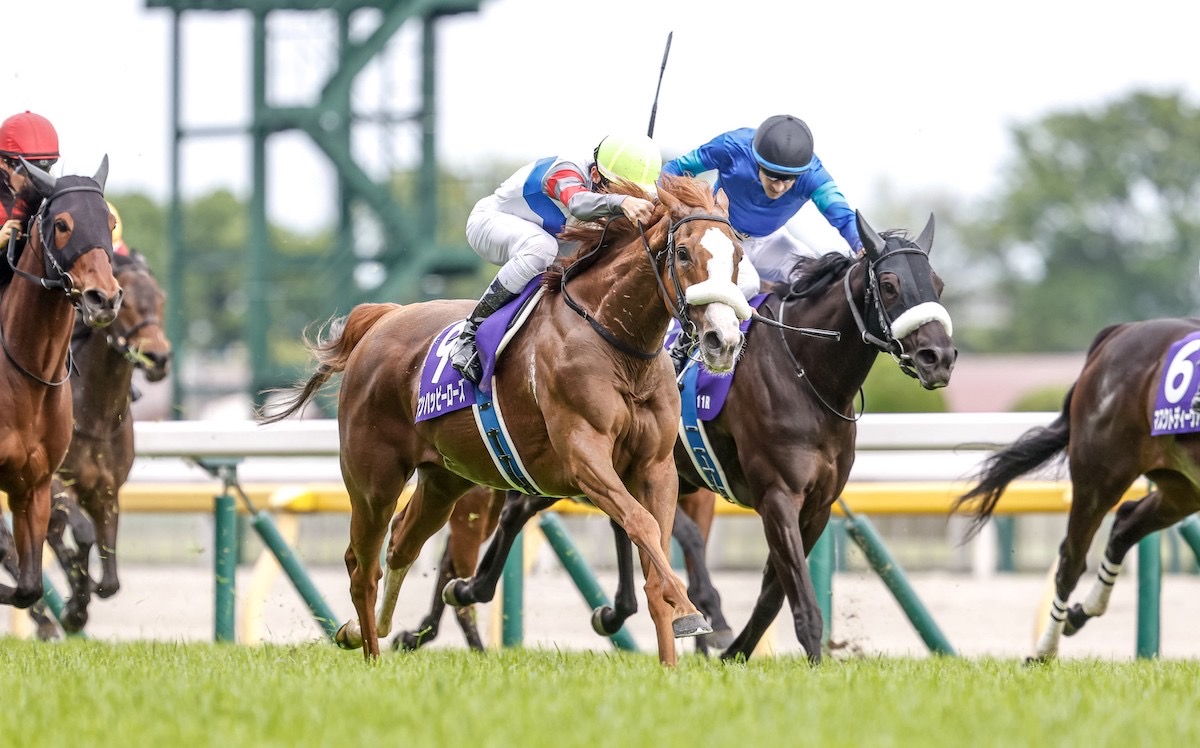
[[658, 180, 681, 217], [714, 188, 729, 213], [855, 210, 886, 261], [914, 213, 935, 255], [93, 154, 110, 192], [19, 157, 56, 197]]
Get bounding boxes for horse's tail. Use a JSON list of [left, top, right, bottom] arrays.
[[257, 303, 398, 425], [953, 385, 1075, 540]]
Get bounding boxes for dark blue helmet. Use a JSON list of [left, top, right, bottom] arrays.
[[752, 115, 813, 178]]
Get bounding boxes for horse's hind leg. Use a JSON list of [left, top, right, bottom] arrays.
[[1064, 481, 1198, 637], [375, 468, 474, 644], [443, 491, 556, 608], [1034, 488, 1123, 661], [48, 491, 96, 633], [80, 488, 121, 599], [337, 488, 399, 658]]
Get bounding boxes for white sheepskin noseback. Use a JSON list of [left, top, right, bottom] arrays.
[[889, 301, 952, 339], [685, 280, 752, 321]]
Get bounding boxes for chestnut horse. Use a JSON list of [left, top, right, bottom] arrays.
[[0, 158, 123, 609], [956, 318, 1200, 660], [262, 176, 749, 664], [442, 212, 957, 662], [20, 250, 171, 635]]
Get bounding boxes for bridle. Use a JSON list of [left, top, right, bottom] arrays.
[[560, 211, 734, 360], [0, 182, 113, 386], [773, 239, 933, 421], [845, 242, 932, 380], [6, 182, 108, 304]]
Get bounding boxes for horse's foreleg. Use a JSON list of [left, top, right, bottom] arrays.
[[758, 491, 823, 663], [1034, 495, 1112, 661], [4, 486, 51, 608], [80, 489, 121, 598], [583, 458, 707, 666], [443, 492, 555, 608], [47, 492, 96, 633], [674, 503, 733, 652], [592, 519, 637, 637], [720, 562, 785, 662]]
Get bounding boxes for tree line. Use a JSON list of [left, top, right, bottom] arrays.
[[108, 90, 1200, 407]]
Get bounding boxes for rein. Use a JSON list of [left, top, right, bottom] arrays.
[[560, 212, 734, 361], [772, 243, 928, 421], [769, 296, 864, 423]]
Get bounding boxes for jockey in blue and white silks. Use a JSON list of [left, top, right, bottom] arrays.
[[450, 134, 661, 384], [663, 114, 862, 300]]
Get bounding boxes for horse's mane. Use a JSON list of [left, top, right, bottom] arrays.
[[775, 229, 912, 300], [544, 175, 718, 292]]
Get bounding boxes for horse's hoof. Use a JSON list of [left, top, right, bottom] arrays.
[[703, 627, 736, 651], [590, 606, 614, 636], [442, 579, 468, 608], [672, 613, 713, 639], [1024, 654, 1053, 666], [334, 621, 363, 650], [1063, 605, 1088, 637], [35, 624, 61, 642], [61, 607, 88, 634], [391, 632, 419, 652]]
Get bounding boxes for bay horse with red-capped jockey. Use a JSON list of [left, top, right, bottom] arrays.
[[16, 249, 171, 637], [261, 175, 750, 665], [0, 157, 123, 610]]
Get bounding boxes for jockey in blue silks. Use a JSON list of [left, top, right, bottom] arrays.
[[661, 114, 863, 374]]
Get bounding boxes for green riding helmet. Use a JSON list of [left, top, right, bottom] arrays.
[[594, 134, 662, 195]]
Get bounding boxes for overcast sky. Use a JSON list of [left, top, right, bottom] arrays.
[[8, 0, 1199, 239]]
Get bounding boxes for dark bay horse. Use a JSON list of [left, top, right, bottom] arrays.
[[262, 176, 749, 664], [441, 212, 957, 662], [0, 158, 123, 609], [955, 318, 1200, 660], [21, 250, 171, 635]]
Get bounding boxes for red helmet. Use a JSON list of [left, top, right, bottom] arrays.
[[0, 111, 60, 168]]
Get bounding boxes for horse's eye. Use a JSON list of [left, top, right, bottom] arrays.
[[54, 219, 69, 233], [880, 279, 897, 295], [676, 247, 691, 263]]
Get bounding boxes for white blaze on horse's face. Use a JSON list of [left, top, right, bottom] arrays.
[[682, 226, 750, 374]]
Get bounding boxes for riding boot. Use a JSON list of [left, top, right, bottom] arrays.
[[450, 278, 520, 384]]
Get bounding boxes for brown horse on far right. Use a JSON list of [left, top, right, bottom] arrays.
[[0, 158, 123, 609], [956, 318, 1200, 661]]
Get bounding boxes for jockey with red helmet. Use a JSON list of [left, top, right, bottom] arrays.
[[0, 111, 60, 250]]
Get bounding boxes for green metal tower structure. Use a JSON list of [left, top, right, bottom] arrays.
[[145, 0, 483, 415]]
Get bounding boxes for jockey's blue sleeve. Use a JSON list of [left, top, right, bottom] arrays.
[[811, 181, 862, 250]]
